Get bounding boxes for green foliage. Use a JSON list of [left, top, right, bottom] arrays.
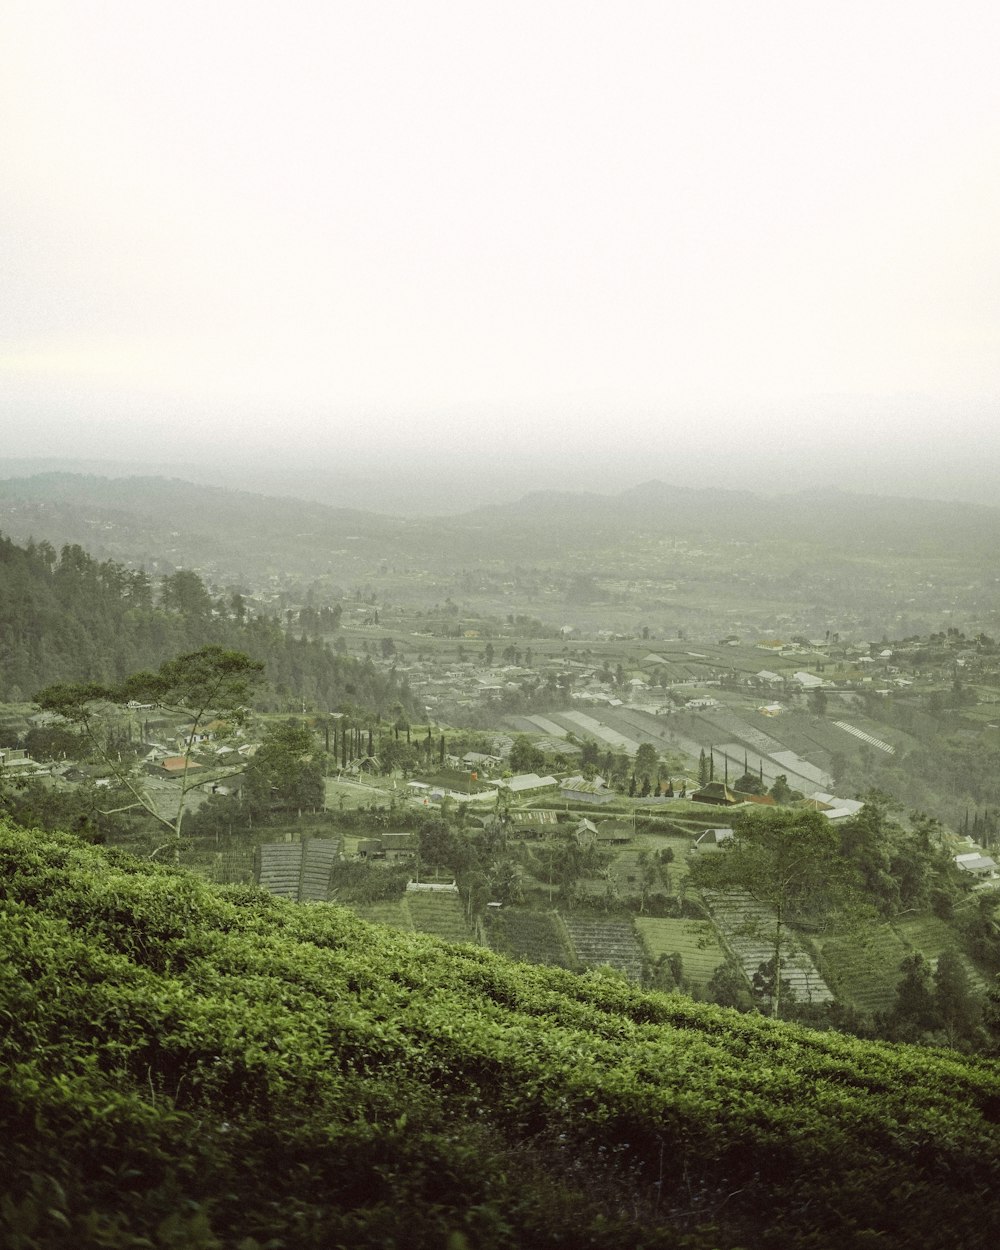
[[3, 823, 1000, 1248], [837, 798, 956, 919], [243, 720, 324, 816], [634, 742, 659, 782], [689, 808, 858, 1018], [508, 734, 544, 774], [0, 531, 418, 715], [768, 774, 794, 804], [33, 648, 268, 859], [733, 770, 765, 795]]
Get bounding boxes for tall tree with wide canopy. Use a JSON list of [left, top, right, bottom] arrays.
[[35, 646, 264, 860], [689, 807, 856, 1018]]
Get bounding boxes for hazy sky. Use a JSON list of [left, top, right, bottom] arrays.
[[3, 2, 999, 501]]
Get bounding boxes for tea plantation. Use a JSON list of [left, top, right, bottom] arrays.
[[3, 822, 1000, 1249]]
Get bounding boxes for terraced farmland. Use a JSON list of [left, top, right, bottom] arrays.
[[603, 706, 705, 764], [354, 891, 475, 943], [635, 917, 727, 990], [405, 890, 474, 943], [483, 908, 577, 969], [821, 925, 909, 1015], [771, 711, 859, 760], [822, 912, 993, 1014], [834, 720, 896, 754], [559, 709, 641, 753], [257, 838, 339, 902], [355, 899, 414, 930], [209, 844, 255, 885], [702, 889, 835, 1006], [895, 914, 991, 994], [560, 914, 647, 982]]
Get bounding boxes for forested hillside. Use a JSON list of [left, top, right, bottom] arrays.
[[3, 824, 1000, 1249], [0, 532, 416, 714]]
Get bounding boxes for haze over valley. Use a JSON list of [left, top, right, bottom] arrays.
[[5, 3, 1000, 1245]]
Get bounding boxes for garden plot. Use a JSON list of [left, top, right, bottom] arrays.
[[821, 925, 909, 1016], [560, 914, 647, 982], [558, 710, 641, 753], [834, 721, 896, 754], [257, 839, 338, 903], [770, 750, 830, 788], [405, 891, 474, 943], [637, 833, 693, 892], [702, 890, 835, 1006], [652, 812, 734, 842], [770, 711, 851, 760], [697, 709, 788, 759], [609, 706, 696, 751], [895, 915, 990, 993], [483, 908, 577, 969], [584, 707, 705, 766], [354, 893, 474, 944], [354, 899, 414, 930], [524, 714, 570, 737], [693, 710, 831, 789], [635, 918, 727, 990], [209, 845, 255, 885]]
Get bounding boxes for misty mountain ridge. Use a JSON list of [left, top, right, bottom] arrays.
[[2, 472, 999, 594]]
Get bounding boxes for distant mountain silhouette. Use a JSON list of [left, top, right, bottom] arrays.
[[2, 471, 998, 577]]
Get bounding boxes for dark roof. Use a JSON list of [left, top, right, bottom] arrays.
[[691, 782, 741, 806]]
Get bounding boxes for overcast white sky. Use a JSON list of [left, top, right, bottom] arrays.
[[2, 1, 999, 502]]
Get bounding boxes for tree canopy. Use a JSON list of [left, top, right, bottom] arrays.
[[689, 808, 853, 1017], [34, 647, 266, 858]]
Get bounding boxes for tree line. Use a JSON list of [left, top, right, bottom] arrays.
[[0, 531, 418, 716]]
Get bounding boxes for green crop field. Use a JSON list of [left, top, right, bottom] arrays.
[[354, 892, 473, 943], [635, 917, 727, 989], [483, 907, 577, 968], [560, 913, 647, 982], [353, 898, 414, 929], [896, 914, 992, 993], [404, 890, 474, 942], [821, 924, 910, 1015]]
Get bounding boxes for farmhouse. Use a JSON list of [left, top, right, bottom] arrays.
[[573, 817, 599, 846], [0, 747, 34, 773], [510, 810, 559, 838], [161, 756, 204, 776], [596, 821, 634, 846], [559, 774, 616, 805], [463, 751, 501, 770], [808, 792, 865, 822], [489, 772, 558, 795], [691, 781, 741, 806], [383, 832, 418, 860], [954, 851, 998, 879]]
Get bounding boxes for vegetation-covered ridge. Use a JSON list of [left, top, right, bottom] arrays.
[[3, 824, 1000, 1249], [0, 530, 417, 714]]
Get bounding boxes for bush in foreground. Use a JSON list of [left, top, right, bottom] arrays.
[[2, 822, 1000, 1248]]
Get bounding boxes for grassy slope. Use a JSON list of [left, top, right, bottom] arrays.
[[2, 823, 1000, 1250]]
